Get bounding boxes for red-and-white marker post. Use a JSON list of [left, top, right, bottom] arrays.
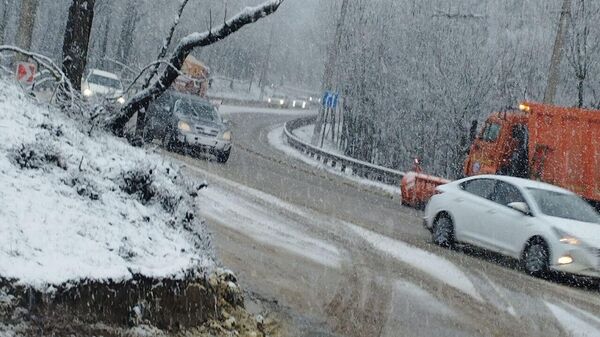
[[16, 62, 37, 85]]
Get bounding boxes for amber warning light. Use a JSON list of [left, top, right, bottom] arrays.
[[519, 103, 531, 113]]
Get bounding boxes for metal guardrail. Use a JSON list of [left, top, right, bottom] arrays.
[[283, 116, 406, 186]]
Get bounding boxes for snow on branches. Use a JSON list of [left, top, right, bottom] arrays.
[[107, 0, 285, 134]]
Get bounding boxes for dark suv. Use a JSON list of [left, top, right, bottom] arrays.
[[145, 91, 232, 163]]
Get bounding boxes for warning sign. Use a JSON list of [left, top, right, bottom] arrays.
[[16, 62, 36, 85]]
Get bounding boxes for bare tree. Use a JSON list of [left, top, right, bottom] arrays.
[[544, 0, 572, 104], [566, 0, 600, 107], [133, 0, 191, 141], [0, 0, 13, 45], [107, 0, 285, 134], [15, 0, 39, 62], [116, 0, 142, 66], [62, 0, 96, 91]]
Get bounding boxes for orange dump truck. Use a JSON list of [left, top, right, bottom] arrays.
[[174, 55, 210, 97], [401, 102, 600, 207]]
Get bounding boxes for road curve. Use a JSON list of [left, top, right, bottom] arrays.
[[163, 108, 600, 337]]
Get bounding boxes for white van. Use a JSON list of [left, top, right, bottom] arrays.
[[81, 69, 125, 104]]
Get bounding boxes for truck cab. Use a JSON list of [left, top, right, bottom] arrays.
[[464, 111, 529, 178]]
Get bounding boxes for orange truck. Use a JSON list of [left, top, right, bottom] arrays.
[[173, 55, 210, 97], [401, 102, 600, 207]]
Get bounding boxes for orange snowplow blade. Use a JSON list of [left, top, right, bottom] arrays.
[[401, 172, 451, 208]]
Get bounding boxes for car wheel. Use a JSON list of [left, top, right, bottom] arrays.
[[432, 214, 454, 248], [522, 239, 550, 277], [216, 149, 231, 163]]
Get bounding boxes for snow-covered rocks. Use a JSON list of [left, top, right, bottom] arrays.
[[0, 78, 214, 289]]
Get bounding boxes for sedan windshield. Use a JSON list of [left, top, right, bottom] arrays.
[[528, 188, 600, 224], [174, 98, 220, 122]]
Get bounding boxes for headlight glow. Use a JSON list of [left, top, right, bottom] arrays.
[[178, 121, 191, 132], [267, 98, 272, 103], [553, 228, 581, 245], [279, 99, 285, 105], [557, 256, 573, 265], [559, 237, 580, 245], [302, 101, 307, 109], [83, 88, 93, 97], [117, 97, 126, 104], [221, 130, 232, 141]]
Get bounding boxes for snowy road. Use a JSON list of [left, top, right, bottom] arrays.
[[162, 108, 600, 337]]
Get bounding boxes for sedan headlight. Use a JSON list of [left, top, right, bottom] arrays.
[[553, 228, 581, 245], [83, 88, 93, 97], [267, 98, 272, 103], [178, 121, 191, 132], [279, 99, 285, 105], [221, 130, 232, 141], [116, 97, 126, 104]]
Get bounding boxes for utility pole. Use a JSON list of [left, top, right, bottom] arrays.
[[312, 0, 349, 146], [15, 0, 39, 62], [544, 0, 572, 104]]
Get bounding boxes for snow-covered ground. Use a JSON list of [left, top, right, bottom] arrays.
[[267, 125, 402, 196], [292, 124, 342, 155], [0, 79, 213, 289]]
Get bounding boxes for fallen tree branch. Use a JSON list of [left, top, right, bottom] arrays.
[[123, 60, 195, 97], [143, 0, 191, 88], [107, 0, 285, 133]]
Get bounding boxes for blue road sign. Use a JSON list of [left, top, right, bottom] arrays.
[[322, 91, 339, 109]]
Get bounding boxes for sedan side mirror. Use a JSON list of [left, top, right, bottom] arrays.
[[507, 202, 531, 216]]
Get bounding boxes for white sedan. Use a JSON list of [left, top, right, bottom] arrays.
[[424, 175, 600, 277]]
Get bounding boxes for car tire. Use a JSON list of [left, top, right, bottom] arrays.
[[432, 214, 454, 248], [216, 149, 231, 163], [522, 238, 550, 277]]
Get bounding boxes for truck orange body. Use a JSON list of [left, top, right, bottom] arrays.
[[174, 55, 210, 97], [401, 102, 600, 207]]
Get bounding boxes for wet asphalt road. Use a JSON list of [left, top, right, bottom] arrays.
[[163, 108, 600, 337]]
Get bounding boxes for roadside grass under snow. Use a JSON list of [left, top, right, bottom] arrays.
[[0, 79, 213, 289]]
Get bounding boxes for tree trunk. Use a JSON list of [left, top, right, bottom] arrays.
[[100, 16, 110, 68], [116, 0, 138, 65], [62, 0, 96, 92], [0, 0, 13, 45], [544, 0, 572, 104], [15, 0, 39, 62]]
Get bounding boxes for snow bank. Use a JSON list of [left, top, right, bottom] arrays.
[[292, 124, 342, 155], [545, 302, 600, 337], [268, 125, 401, 196], [0, 79, 213, 289]]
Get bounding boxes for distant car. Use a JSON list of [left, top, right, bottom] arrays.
[[424, 175, 600, 278], [145, 91, 232, 163], [266, 95, 288, 108], [291, 98, 308, 109], [81, 69, 125, 104]]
